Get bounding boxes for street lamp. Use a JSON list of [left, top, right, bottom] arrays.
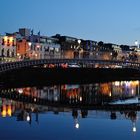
[[27, 42, 32, 59], [135, 40, 139, 48], [77, 39, 81, 58], [28, 42, 32, 46], [78, 39, 81, 45]]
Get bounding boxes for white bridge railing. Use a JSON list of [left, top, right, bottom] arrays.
[[0, 58, 140, 73]]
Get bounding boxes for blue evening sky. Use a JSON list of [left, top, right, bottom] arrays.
[[0, 0, 140, 45]]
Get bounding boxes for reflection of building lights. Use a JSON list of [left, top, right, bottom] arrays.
[[34, 98, 37, 102], [114, 81, 120, 86], [75, 123, 79, 129], [27, 115, 30, 122], [7, 105, 12, 116], [1, 105, 6, 117], [131, 81, 139, 86], [74, 118, 80, 129], [1, 110, 6, 117], [132, 89, 134, 95], [133, 126, 136, 132], [125, 81, 130, 87], [18, 89, 23, 94]]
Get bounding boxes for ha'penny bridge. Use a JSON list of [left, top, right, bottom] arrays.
[[0, 58, 140, 73]]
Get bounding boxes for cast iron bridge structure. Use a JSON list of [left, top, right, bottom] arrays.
[[0, 58, 140, 73]]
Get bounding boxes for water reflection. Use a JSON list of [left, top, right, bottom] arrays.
[[0, 80, 140, 138], [0, 80, 139, 107]]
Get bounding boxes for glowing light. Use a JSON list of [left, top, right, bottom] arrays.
[[114, 81, 120, 86], [1, 105, 6, 117], [17, 53, 20, 56], [80, 97, 82, 101], [28, 42, 32, 46], [75, 123, 79, 129], [133, 126, 136, 132], [4, 36, 8, 41], [78, 39, 81, 44], [109, 92, 112, 97], [7, 105, 12, 116], [132, 89, 134, 95], [135, 40, 138, 46], [125, 81, 130, 87], [9, 37, 13, 42], [36, 45, 40, 48], [1, 110, 6, 117], [26, 115, 30, 121], [34, 98, 37, 102], [18, 89, 23, 94]]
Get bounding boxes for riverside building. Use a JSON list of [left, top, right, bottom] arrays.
[[0, 34, 16, 61]]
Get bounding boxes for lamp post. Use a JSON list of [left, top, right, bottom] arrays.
[[27, 42, 32, 59], [135, 40, 139, 48], [36, 45, 40, 59], [78, 39, 81, 58]]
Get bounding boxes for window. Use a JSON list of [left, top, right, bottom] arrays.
[[17, 45, 20, 51], [7, 39, 10, 46], [2, 39, 4, 45], [12, 40, 15, 46]]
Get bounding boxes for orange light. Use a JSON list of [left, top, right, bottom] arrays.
[[1, 105, 6, 117], [9, 37, 13, 42], [7, 105, 12, 116]]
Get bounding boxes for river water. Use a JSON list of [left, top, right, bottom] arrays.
[[0, 80, 140, 140]]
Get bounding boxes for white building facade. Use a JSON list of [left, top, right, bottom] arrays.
[[0, 35, 16, 59], [28, 36, 61, 59]]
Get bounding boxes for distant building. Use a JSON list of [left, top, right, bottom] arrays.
[[52, 34, 78, 58], [28, 35, 61, 59], [19, 28, 31, 37]]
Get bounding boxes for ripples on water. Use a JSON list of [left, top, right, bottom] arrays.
[[0, 80, 140, 140]]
